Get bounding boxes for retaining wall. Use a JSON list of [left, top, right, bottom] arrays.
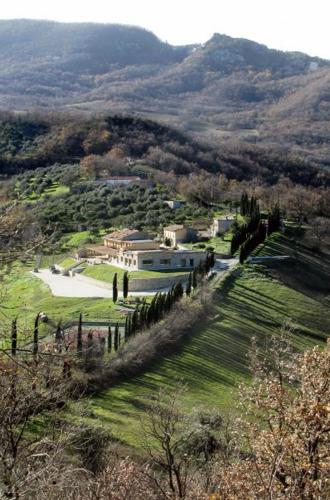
[[73, 272, 189, 292]]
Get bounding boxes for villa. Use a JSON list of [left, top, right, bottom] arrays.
[[84, 228, 206, 271]]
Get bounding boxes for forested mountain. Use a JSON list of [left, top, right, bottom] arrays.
[[0, 20, 329, 171], [0, 113, 329, 187]]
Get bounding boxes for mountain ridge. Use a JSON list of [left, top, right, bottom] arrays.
[[0, 19, 329, 170]]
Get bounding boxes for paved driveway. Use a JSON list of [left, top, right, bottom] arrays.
[[32, 258, 238, 298], [32, 270, 113, 298], [32, 270, 169, 297]]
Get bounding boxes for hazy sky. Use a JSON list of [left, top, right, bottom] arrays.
[[1, 0, 330, 59]]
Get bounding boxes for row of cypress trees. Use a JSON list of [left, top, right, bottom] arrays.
[[239, 221, 267, 263], [232, 193, 282, 259], [112, 271, 130, 303]]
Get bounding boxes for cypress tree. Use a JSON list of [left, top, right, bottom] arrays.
[[165, 290, 172, 312], [114, 323, 119, 351], [192, 268, 198, 289], [113, 273, 118, 303], [123, 271, 129, 299], [11, 318, 17, 356], [186, 272, 192, 296], [107, 325, 112, 353], [77, 313, 83, 355], [55, 321, 62, 345], [33, 313, 40, 356], [124, 316, 129, 341], [132, 307, 139, 333]]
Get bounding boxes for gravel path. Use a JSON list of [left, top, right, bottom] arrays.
[[31, 270, 169, 297], [31, 258, 239, 298]]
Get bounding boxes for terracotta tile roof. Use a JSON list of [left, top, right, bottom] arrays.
[[164, 224, 186, 231], [86, 245, 118, 256], [104, 229, 141, 240]]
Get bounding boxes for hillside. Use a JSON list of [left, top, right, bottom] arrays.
[[0, 20, 329, 170], [75, 231, 330, 448], [0, 113, 329, 187]]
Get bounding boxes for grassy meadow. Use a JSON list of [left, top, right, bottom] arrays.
[[79, 232, 330, 449]]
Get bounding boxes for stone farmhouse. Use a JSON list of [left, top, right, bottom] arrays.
[[84, 228, 206, 272], [163, 224, 197, 247], [212, 216, 236, 237]]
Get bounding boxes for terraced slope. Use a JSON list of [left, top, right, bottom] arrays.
[[80, 232, 330, 448]]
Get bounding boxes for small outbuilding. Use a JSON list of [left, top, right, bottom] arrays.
[[212, 216, 236, 237]]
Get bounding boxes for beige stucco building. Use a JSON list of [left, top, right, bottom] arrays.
[[104, 229, 159, 251], [111, 248, 205, 271], [84, 227, 206, 271], [163, 224, 196, 247], [212, 217, 236, 237]]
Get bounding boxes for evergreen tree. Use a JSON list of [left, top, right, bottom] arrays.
[[77, 313, 83, 355], [124, 316, 129, 341], [113, 273, 118, 303], [107, 325, 112, 353], [11, 318, 17, 356], [55, 321, 62, 345], [114, 323, 119, 351], [192, 268, 198, 289], [33, 313, 40, 356], [123, 271, 129, 299], [186, 272, 192, 296], [132, 307, 139, 333], [240, 191, 249, 216]]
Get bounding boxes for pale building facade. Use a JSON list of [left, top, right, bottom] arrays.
[[111, 249, 205, 271], [163, 224, 196, 247], [212, 217, 236, 237]]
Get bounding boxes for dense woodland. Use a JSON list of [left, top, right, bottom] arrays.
[[0, 20, 329, 174], [0, 113, 329, 187]]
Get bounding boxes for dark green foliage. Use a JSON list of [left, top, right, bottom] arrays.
[[239, 221, 267, 263], [186, 272, 192, 296], [113, 273, 118, 303], [33, 313, 40, 356], [11, 318, 17, 356], [55, 321, 62, 345], [77, 313, 83, 355], [268, 204, 281, 235], [114, 323, 120, 351], [123, 271, 129, 299], [107, 325, 112, 353], [240, 191, 249, 216], [192, 268, 198, 289]]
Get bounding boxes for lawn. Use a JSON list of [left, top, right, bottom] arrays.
[[0, 262, 124, 344], [82, 263, 189, 283], [183, 234, 232, 254], [81, 232, 330, 449], [25, 182, 70, 203]]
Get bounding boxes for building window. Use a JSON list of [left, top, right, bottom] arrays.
[[160, 259, 171, 265], [189, 259, 194, 267], [142, 259, 153, 265]]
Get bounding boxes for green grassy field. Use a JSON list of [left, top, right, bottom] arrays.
[[24, 182, 70, 203], [82, 263, 189, 282], [0, 263, 124, 343], [80, 232, 330, 449], [183, 234, 232, 254]]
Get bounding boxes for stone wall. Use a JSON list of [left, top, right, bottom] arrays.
[[73, 272, 189, 292]]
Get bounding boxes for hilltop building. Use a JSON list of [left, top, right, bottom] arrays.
[[83, 228, 206, 271]]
